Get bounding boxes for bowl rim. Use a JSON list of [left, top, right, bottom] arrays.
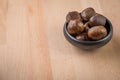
[[64, 18, 113, 44]]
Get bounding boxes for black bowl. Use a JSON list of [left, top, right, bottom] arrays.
[[63, 18, 113, 50]]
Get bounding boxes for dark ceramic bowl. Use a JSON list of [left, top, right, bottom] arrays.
[[63, 18, 113, 50]]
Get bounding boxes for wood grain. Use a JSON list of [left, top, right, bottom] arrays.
[[0, 0, 7, 44], [0, 0, 120, 80]]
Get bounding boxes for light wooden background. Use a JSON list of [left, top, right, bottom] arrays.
[[0, 0, 120, 80]]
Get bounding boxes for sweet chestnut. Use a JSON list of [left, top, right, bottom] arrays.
[[88, 26, 107, 40], [66, 11, 82, 22], [88, 13, 106, 27], [67, 19, 84, 35], [81, 7, 96, 21]]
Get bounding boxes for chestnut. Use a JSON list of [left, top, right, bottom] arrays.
[[89, 13, 106, 27], [88, 26, 107, 40], [81, 7, 96, 21], [67, 19, 84, 35], [66, 11, 82, 22], [84, 22, 90, 32], [76, 33, 88, 41]]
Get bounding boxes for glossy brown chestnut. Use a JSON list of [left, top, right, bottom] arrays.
[[84, 22, 90, 32], [88, 26, 107, 40], [67, 20, 84, 35], [81, 7, 96, 21], [89, 13, 106, 27], [66, 11, 81, 22], [76, 33, 88, 41]]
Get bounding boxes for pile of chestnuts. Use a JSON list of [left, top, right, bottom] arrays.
[[66, 7, 107, 41]]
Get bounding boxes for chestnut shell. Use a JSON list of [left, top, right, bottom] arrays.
[[88, 26, 107, 40], [89, 13, 106, 27], [66, 11, 82, 22], [76, 33, 88, 41], [67, 20, 84, 35], [81, 7, 96, 21]]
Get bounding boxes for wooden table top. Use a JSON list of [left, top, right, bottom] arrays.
[[0, 0, 120, 80]]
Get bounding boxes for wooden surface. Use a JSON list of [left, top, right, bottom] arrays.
[[0, 0, 120, 80]]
